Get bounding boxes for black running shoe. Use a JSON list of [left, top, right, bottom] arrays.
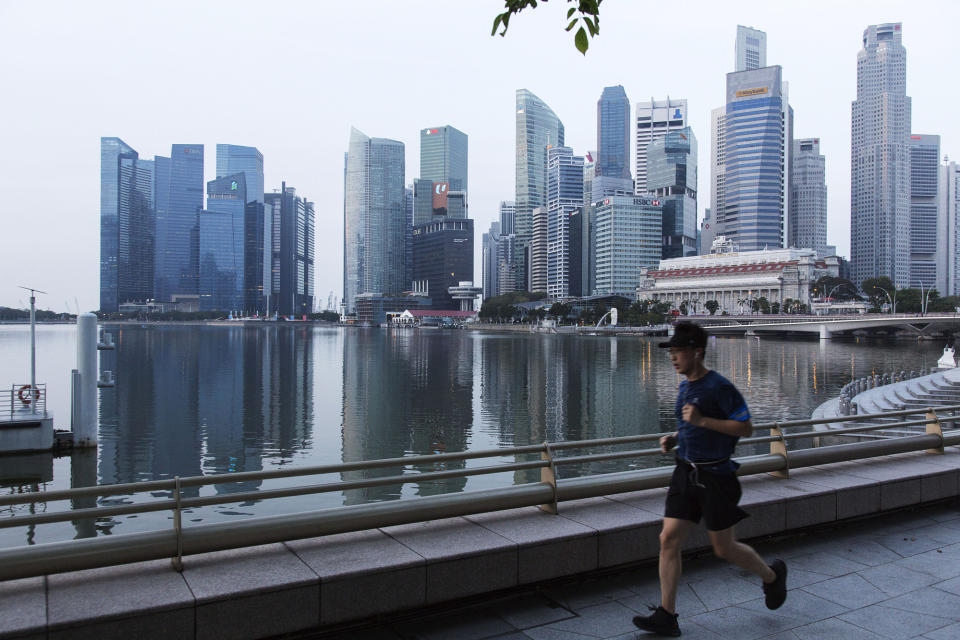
[[763, 559, 788, 610], [632, 605, 681, 636]]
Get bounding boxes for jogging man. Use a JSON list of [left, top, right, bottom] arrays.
[[633, 322, 787, 636]]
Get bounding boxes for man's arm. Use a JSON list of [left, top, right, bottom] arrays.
[[681, 404, 753, 437]]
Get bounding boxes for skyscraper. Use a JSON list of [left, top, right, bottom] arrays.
[[404, 185, 413, 291], [482, 221, 501, 300], [851, 23, 911, 288], [635, 98, 687, 194], [790, 138, 828, 256], [216, 144, 264, 204], [938, 161, 960, 296], [593, 196, 663, 296], [499, 200, 516, 236], [735, 25, 767, 71], [709, 106, 727, 245], [546, 146, 584, 298], [154, 144, 204, 304], [265, 182, 315, 316], [723, 66, 792, 251], [516, 89, 564, 290], [199, 174, 246, 312], [100, 137, 155, 312], [413, 126, 468, 227], [648, 127, 698, 259], [909, 134, 940, 289], [596, 86, 631, 180], [343, 127, 406, 314], [530, 207, 548, 294]]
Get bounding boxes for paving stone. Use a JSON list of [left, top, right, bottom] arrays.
[[0, 577, 45, 639], [618, 582, 708, 617], [904, 522, 960, 545], [522, 627, 597, 639], [838, 603, 956, 639], [791, 617, 886, 640], [688, 604, 806, 640], [785, 551, 870, 577], [880, 478, 923, 510], [880, 586, 960, 622], [893, 549, 960, 580], [921, 470, 959, 502], [382, 517, 518, 604], [738, 589, 848, 625], [182, 543, 318, 640], [554, 497, 664, 568], [875, 532, 944, 557], [800, 574, 888, 609], [542, 578, 636, 611], [491, 596, 575, 629], [937, 576, 960, 596], [532, 601, 638, 638], [47, 559, 194, 639], [924, 621, 960, 640], [921, 503, 960, 523], [857, 562, 940, 596], [687, 573, 764, 611], [394, 608, 516, 640], [826, 539, 902, 567], [466, 507, 598, 583], [605, 487, 668, 516]]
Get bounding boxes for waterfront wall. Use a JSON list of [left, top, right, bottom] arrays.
[[2, 447, 958, 640]]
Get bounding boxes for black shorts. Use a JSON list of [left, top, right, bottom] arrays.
[[664, 462, 749, 531]]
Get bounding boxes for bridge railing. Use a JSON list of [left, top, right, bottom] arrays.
[[0, 404, 958, 581]]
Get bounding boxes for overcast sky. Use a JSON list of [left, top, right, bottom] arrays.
[[1, 0, 957, 312]]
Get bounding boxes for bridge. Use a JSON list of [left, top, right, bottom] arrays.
[[687, 313, 960, 340]]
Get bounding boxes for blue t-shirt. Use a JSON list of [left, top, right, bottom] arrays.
[[675, 370, 750, 474]]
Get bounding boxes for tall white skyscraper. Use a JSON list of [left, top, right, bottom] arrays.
[[938, 160, 960, 296], [735, 25, 767, 71], [709, 106, 727, 246], [790, 138, 828, 256], [851, 23, 912, 288], [635, 98, 687, 194]]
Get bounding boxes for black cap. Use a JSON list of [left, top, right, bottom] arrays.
[[658, 321, 708, 349]]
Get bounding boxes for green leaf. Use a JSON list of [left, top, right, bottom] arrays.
[[567, 6, 576, 18], [575, 26, 588, 54], [565, 18, 578, 32], [491, 14, 503, 36]]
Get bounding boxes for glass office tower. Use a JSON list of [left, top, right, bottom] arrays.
[[596, 86, 631, 180], [216, 144, 264, 204], [648, 127, 698, 259], [265, 182, 315, 317], [593, 196, 663, 296], [790, 138, 828, 256], [100, 137, 155, 312], [343, 128, 406, 313], [200, 174, 246, 312], [723, 66, 791, 251], [635, 98, 687, 194], [546, 146, 584, 298], [909, 134, 940, 289], [154, 144, 204, 303]]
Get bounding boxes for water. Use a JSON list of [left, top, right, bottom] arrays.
[[0, 323, 945, 547]]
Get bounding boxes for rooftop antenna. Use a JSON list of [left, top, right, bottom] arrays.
[[18, 285, 47, 414]]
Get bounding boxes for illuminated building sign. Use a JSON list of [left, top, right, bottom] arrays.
[[735, 87, 769, 98], [425, 129, 439, 135], [230, 181, 239, 190], [432, 182, 449, 216]]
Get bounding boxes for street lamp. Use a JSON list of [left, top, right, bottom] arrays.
[[876, 286, 897, 315], [919, 282, 932, 316]]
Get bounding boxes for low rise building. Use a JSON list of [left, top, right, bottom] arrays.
[[636, 238, 839, 314]]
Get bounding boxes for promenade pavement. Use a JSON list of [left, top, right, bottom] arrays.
[[316, 499, 960, 640]]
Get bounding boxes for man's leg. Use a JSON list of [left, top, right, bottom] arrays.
[[708, 526, 775, 583], [659, 517, 694, 613]]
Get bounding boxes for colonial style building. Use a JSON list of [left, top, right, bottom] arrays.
[[636, 237, 839, 314]]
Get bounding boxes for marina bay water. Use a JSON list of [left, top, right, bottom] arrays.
[[0, 323, 946, 547]]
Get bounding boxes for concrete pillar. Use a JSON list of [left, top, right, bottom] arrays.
[[819, 324, 831, 341], [75, 313, 98, 447]]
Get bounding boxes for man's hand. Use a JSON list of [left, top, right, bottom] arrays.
[[660, 433, 677, 453], [681, 403, 702, 426]]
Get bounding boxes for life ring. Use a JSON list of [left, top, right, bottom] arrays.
[[17, 385, 40, 405]]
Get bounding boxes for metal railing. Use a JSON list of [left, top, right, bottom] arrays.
[[0, 404, 958, 582], [1, 383, 47, 419]]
